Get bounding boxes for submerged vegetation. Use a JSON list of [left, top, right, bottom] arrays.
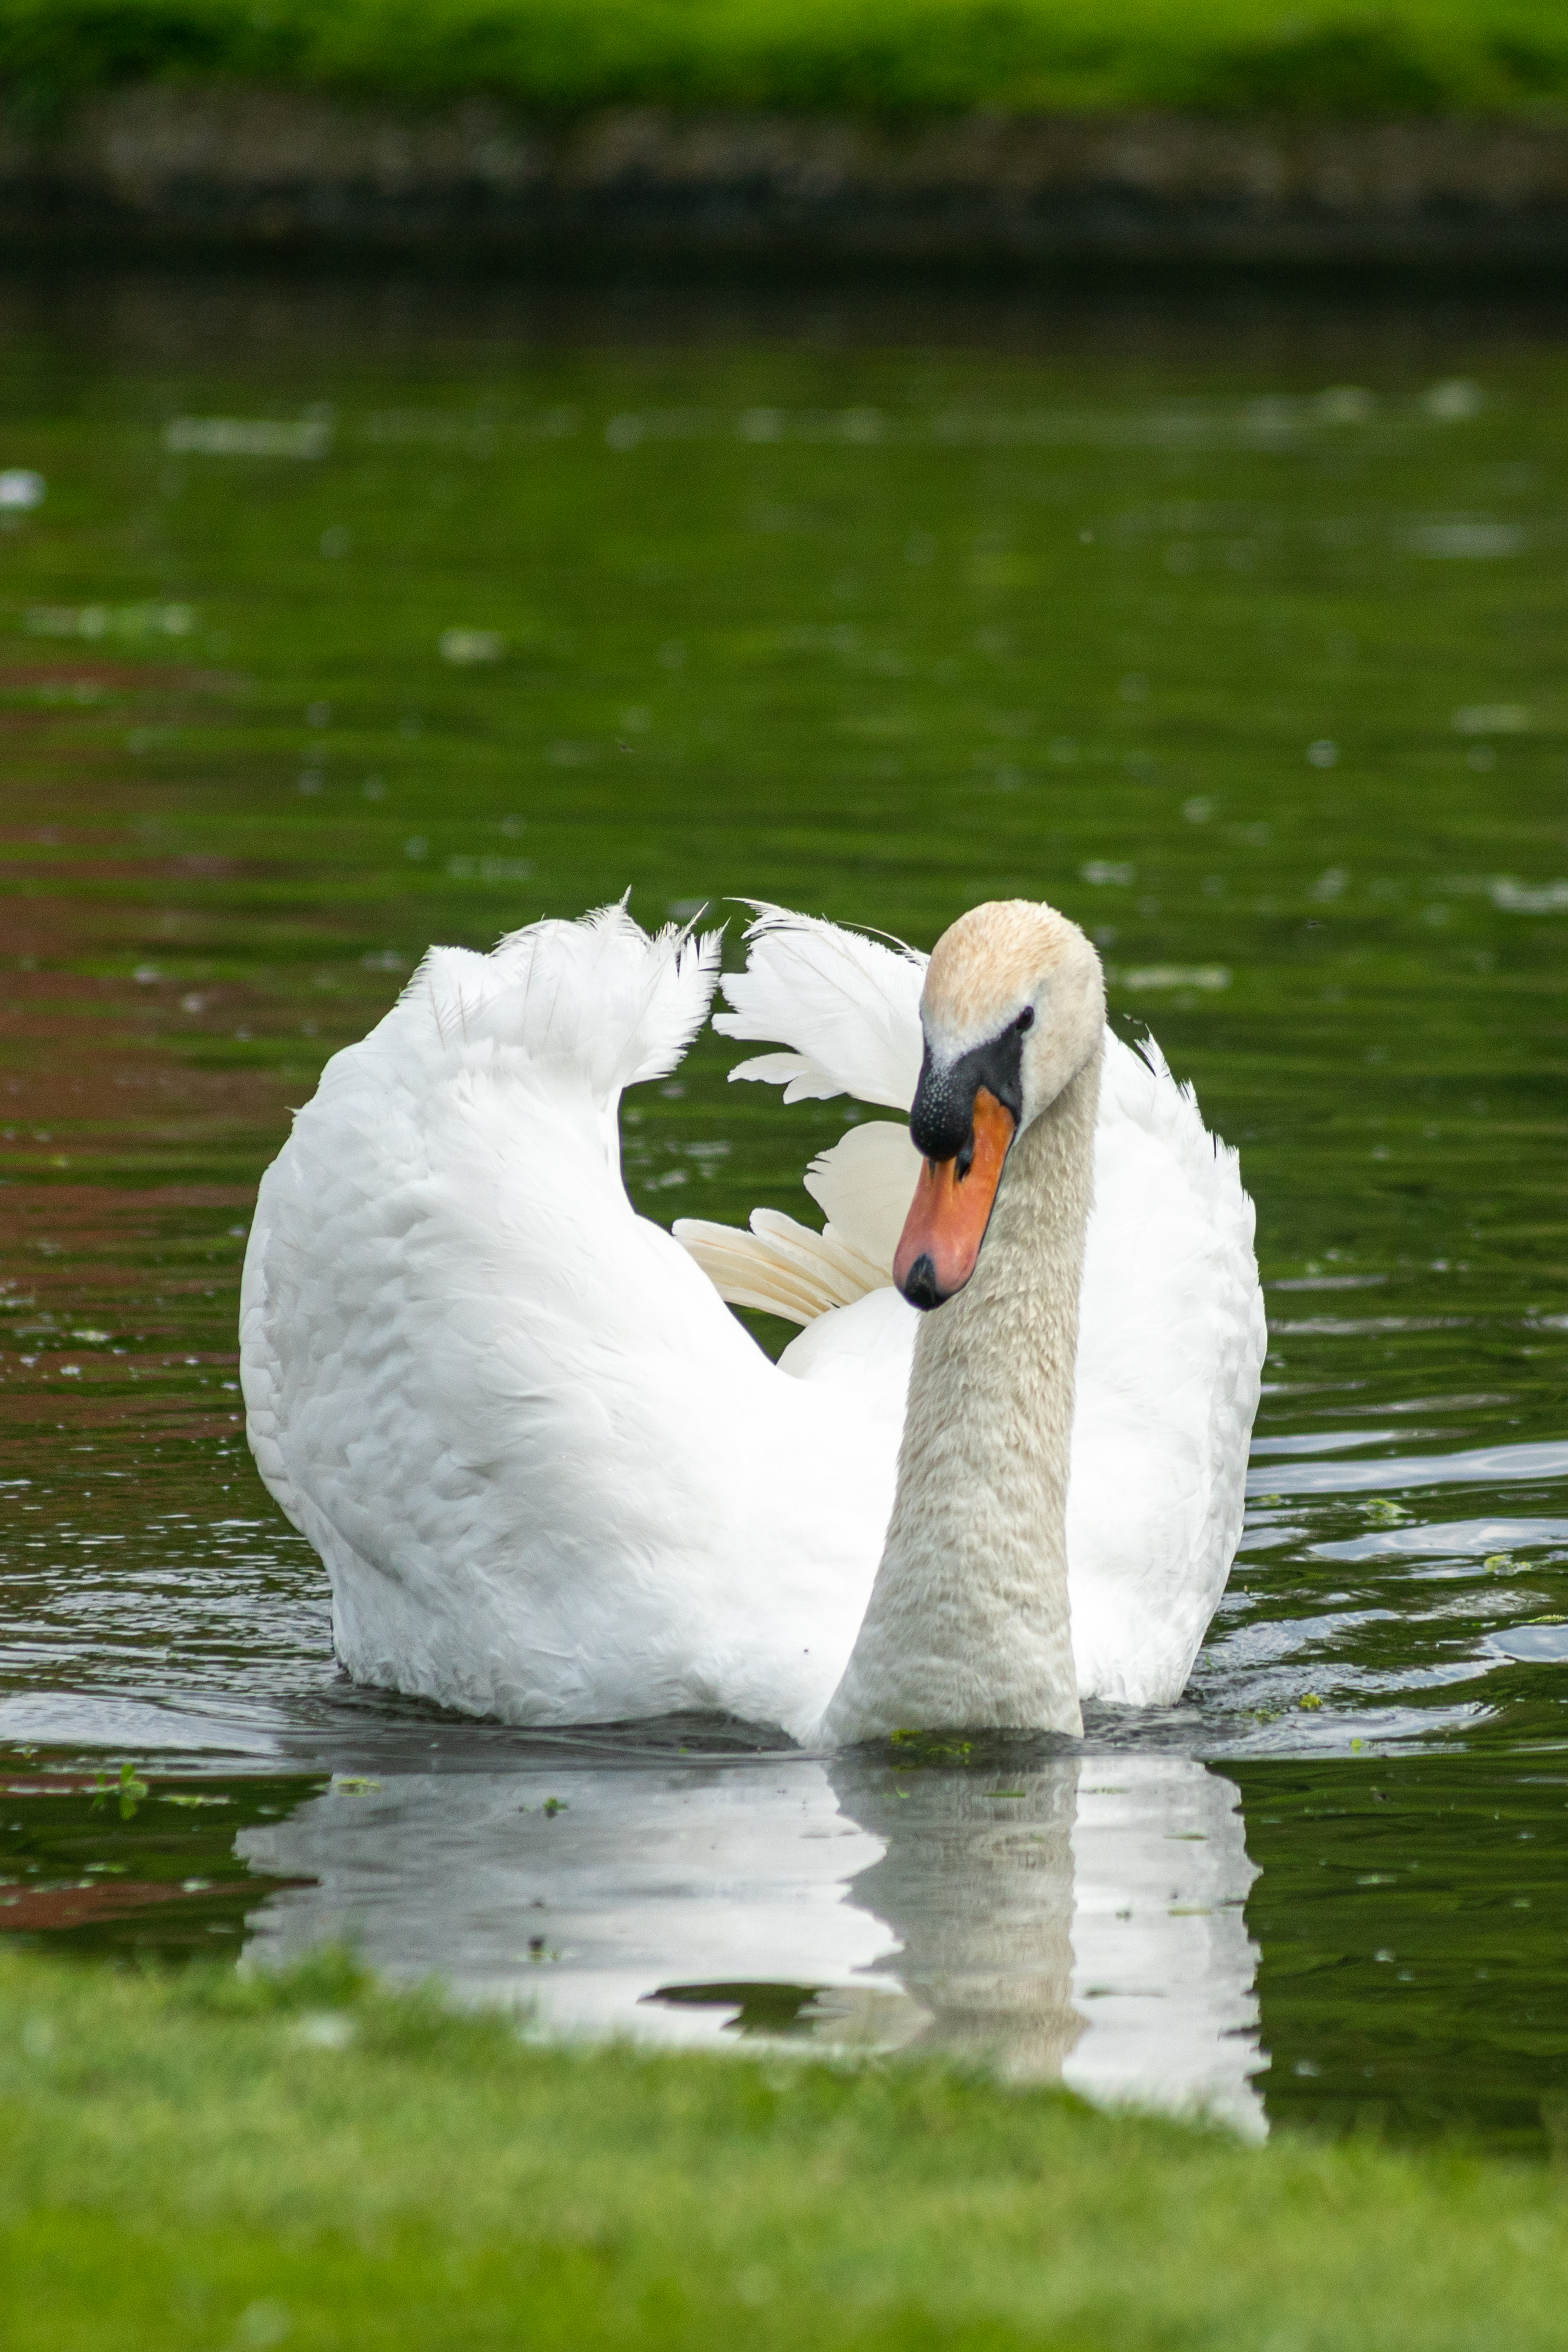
[[1, 0, 1567, 127], [6, 1942, 1568, 2350]]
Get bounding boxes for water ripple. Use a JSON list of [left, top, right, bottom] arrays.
[[1248, 1441, 1568, 1499]]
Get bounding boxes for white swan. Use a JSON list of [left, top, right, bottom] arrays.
[[240, 897, 1263, 1743]]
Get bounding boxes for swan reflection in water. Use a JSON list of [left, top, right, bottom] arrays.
[[238, 1745, 1265, 2136]]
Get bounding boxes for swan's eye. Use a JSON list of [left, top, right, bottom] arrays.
[[1015, 1006, 1035, 1033]]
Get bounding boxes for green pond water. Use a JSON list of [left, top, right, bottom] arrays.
[[1, 269, 1566, 2153]]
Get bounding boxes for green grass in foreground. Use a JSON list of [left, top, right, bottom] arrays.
[[5, 1945, 1568, 2350], [2, 0, 1568, 128]]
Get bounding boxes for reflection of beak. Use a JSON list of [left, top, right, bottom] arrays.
[[893, 1086, 1017, 1310]]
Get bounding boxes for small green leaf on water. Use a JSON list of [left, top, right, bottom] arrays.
[[336, 1776, 380, 1795], [1299, 1692, 1323, 1710], [95, 1760, 149, 1819], [1485, 1554, 1513, 1572], [543, 1798, 566, 1816], [92, 1769, 150, 1816]]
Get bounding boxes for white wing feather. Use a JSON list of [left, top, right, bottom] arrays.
[[674, 1207, 886, 1325], [714, 901, 925, 1108], [1067, 1032, 1266, 1702], [801, 1121, 924, 1274], [679, 903, 925, 1311], [421, 900, 723, 1095]]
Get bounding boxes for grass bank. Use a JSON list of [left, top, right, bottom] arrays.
[[2, 0, 1567, 128], [5, 1943, 1568, 2350]]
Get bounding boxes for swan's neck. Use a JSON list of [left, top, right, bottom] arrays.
[[822, 1046, 1100, 1745]]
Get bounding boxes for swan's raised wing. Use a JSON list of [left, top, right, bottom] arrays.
[[676, 904, 927, 1318], [1066, 1031, 1266, 1706], [714, 900, 926, 1108], [240, 899, 912, 1740], [241, 903, 726, 1530]]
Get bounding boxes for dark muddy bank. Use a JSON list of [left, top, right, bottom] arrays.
[[6, 88, 1568, 272]]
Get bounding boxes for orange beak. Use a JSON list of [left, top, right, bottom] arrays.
[[892, 1085, 1017, 1311]]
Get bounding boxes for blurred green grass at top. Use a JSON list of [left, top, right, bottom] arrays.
[[4, 0, 1568, 127]]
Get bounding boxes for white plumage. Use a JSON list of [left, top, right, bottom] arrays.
[[241, 899, 1264, 1743]]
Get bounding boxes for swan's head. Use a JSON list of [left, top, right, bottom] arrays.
[[894, 899, 1104, 1311]]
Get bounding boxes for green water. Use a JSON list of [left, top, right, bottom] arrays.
[[1, 271, 1565, 2151]]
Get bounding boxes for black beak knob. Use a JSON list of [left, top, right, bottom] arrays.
[[898, 1252, 946, 1312]]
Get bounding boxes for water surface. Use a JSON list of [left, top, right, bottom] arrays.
[[1, 270, 1565, 2153]]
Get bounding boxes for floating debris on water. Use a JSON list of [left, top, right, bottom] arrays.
[[26, 602, 193, 639], [439, 627, 504, 664], [1404, 518, 1525, 559], [1111, 965, 1231, 992], [1490, 878, 1568, 913], [1453, 704, 1530, 733], [163, 416, 332, 459], [1422, 379, 1485, 420], [0, 469, 44, 510], [445, 855, 534, 884]]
